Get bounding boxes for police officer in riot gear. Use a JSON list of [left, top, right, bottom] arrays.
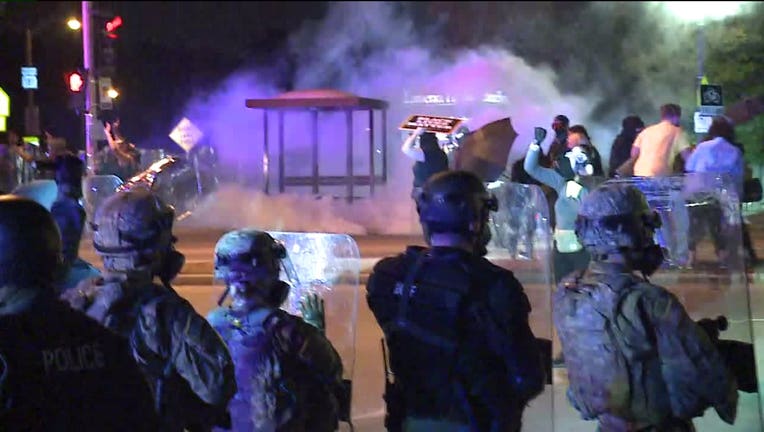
[[554, 183, 737, 431], [207, 229, 345, 432], [60, 189, 236, 432], [367, 170, 545, 432], [50, 154, 100, 292], [0, 195, 159, 431]]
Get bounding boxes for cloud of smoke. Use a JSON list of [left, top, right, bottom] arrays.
[[177, 1, 625, 235]]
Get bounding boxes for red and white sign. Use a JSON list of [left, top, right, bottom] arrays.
[[399, 114, 465, 135]]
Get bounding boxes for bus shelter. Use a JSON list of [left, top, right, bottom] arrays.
[[245, 90, 389, 202]]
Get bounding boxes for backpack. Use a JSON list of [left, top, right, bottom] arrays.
[[553, 273, 648, 422], [227, 310, 339, 432]]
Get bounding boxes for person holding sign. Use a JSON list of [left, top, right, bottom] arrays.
[[401, 127, 449, 202]]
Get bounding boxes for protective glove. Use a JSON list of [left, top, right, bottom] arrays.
[[300, 293, 326, 335], [534, 127, 547, 144]]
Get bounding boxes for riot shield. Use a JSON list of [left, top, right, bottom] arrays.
[[552, 173, 762, 431], [12, 179, 58, 210], [82, 174, 123, 219], [486, 181, 555, 432], [267, 232, 360, 382]]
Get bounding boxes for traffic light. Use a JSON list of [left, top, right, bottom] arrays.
[[68, 71, 84, 92], [105, 16, 122, 39], [66, 70, 87, 114]]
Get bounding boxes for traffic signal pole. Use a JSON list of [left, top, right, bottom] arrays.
[[82, 1, 97, 175]]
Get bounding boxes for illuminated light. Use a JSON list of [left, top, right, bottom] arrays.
[[660, 2, 747, 23], [68, 72, 84, 92], [67, 18, 82, 30], [105, 16, 123, 33], [106, 88, 119, 99], [483, 91, 508, 104]]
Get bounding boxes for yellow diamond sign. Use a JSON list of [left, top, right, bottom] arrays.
[[169, 117, 203, 153]]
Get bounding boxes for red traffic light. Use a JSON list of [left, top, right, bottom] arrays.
[[105, 16, 122, 38], [68, 72, 84, 92]]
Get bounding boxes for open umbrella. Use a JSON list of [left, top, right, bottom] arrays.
[[453, 117, 518, 182]]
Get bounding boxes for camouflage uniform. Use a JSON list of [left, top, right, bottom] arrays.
[[0, 196, 159, 431], [207, 229, 344, 432], [60, 190, 236, 431], [553, 184, 738, 431]]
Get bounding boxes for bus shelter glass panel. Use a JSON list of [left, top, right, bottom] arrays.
[[488, 181, 554, 431], [552, 174, 761, 431]]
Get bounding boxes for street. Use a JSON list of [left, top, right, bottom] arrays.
[[78, 218, 764, 431]]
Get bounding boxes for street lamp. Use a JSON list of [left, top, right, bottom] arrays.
[[661, 2, 747, 84], [106, 88, 119, 99], [67, 18, 82, 31]]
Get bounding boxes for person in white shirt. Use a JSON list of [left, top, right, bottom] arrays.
[[684, 116, 756, 267]]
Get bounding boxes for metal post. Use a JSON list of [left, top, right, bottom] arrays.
[[381, 109, 388, 183], [263, 110, 269, 193], [24, 28, 39, 136], [312, 110, 319, 194], [82, 1, 98, 175], [368, 109, 375, 196], [278, 111, 285, 193], [346, 111, 354, 203]]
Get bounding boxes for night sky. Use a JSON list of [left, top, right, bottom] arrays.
[[0, 1, 328, 149]]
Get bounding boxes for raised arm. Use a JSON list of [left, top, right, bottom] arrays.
[[524, 142, 565, 191], [401, 127, 426, 162]]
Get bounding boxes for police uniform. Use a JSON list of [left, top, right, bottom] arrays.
[[0, 296, 159, 431], [367, 245, 545, 432]]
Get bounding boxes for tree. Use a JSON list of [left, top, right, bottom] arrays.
[[705, 3, 764, 163]]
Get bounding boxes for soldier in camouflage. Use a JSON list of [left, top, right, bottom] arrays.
[[207, 229, 344, 432], [60, 189, 236, 431], [553, 183, 738, 431]]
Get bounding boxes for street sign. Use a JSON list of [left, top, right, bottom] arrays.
[[98, 77, 113, 110], [399, 114, 465, 134], [21, 67, 38, 90], [694, 111, 714, 134], [0, 86, 9, 132], [700, 84, 723, 107], [699, 105, 725, 116], [169, 117, 203, 152]]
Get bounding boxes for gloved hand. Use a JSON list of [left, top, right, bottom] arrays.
[[534, 127, 547, 144], [300, 293, 326, 334]]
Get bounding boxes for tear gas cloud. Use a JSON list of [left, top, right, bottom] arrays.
[[177, 1, 688, 235]]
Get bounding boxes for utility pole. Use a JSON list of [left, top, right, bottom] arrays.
[[24, 27, 39, 136], [82, 1, 98, 175]]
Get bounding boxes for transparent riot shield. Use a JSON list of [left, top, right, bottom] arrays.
[[268, 231, 361, 422], [12, 179, 58, 210], [553, 174, 762, 431], [82, 174, 123, 219], [486, 181, 555, 432]]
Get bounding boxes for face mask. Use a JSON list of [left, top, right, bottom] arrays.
[[158, 247, 185, 286], [636, 244, 664, 276]]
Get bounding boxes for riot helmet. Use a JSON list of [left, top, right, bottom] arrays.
[[54, 154, 85, 199], [91, 189, 184, 284], [417, 170, 498, 255], [575, 184, 664, 275], [214, 229, 290, 312], [0, 196, 63, 312]]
